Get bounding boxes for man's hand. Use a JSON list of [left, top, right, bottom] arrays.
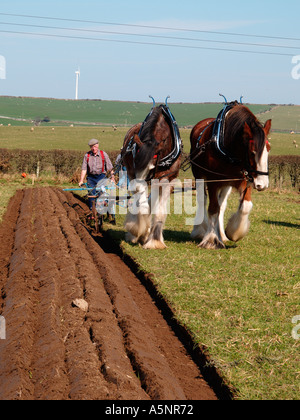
[[110, 171, 116, 184], [79, 170, 87, 188]]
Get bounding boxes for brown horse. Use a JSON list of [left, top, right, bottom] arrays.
[[190, 101, 271, 249], [121, 101, 182, 249]]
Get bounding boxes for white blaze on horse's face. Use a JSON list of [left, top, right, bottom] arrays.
[[254, 143, 269, 191], [135, 163, 155, 183], [252, 119, 272, 192]]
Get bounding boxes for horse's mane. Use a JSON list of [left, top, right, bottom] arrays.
[[225, 104, 266, 159], [134, 106, 162, 172], [140, 106, 163, 144]]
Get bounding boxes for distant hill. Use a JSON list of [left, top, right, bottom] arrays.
[[0, 96, 298, 132], [256, 105, 300, 133]]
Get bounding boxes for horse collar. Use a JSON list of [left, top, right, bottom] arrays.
[[158, 105, 182, 169], [138, 104, 183, 171], [212, 103, 240, 165]]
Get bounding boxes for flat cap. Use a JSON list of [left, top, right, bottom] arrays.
[[88, 138, 99, 147]]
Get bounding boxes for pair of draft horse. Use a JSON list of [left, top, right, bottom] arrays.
[[121, 97, 272, 250]]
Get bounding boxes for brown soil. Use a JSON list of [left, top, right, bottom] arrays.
[[0, 187, 217, 401]]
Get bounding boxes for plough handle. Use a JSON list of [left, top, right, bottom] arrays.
[[63, 188, 93, 191]]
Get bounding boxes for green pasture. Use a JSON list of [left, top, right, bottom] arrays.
[[259, 106, 300, 133], [1, 96, 300, 136], [0, 125, 299, 157], [0, 97, 153, 127], [0, 96, 273, 128], [0, 126, 127, 152]]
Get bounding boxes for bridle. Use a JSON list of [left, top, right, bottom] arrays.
[[243, 138, 270, 182]]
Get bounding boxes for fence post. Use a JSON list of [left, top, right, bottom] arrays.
[[36, 159, 40, 179]]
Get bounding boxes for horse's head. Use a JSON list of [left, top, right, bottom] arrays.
[[133, 134, 158, 181], [134, 106, 173, 180], [243, 119, 272, 191]]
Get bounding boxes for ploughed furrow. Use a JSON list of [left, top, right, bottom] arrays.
[[0, 190, 24, 315], [59, 189, 217, 401], [34, 186, 113, 400], [58, 190, 186, 400], [46, 187, 148, 400], [30, 188, 69, 399], [0, 189, 38, 399], [0, 187, 217, 400]]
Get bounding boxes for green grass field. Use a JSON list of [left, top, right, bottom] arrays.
[[0, 125, 299, 157], [0, 97, 155, 127], [0, 96, 281, 128], [0, 97, 300, 158], [258, 106, 300, 133], [1, 96, 300, 133], [0, 96, 299, 155]]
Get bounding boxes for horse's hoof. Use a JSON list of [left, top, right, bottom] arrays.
[[125, 232, 138, 244], [143, 239, 167, 250], [191, 224, 208, 241], [199, 236, 226, 250]]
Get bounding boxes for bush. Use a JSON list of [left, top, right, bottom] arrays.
[[51, 150, 82, 176], [0, 148, 83, 177], [0, 149, 11, 173], [269, 156, 300, 190], [0, 149, 299, 191]]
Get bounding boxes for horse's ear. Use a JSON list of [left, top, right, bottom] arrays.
[[264, 119, 272, 135], [244, 122, 252, 139]]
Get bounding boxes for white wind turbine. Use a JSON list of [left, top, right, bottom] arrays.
[[75, 68, 80, 100]]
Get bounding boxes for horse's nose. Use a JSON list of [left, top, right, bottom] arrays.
[[254, 178, 268, 191], [255, 184, 266, 192], [254, 176, 269, 191], [254, 175, 269, 191]]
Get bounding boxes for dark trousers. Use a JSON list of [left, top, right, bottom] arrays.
[[87, 173, 106, 210]]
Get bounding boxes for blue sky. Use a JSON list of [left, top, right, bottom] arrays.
[[0, 0, 300, 104]]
